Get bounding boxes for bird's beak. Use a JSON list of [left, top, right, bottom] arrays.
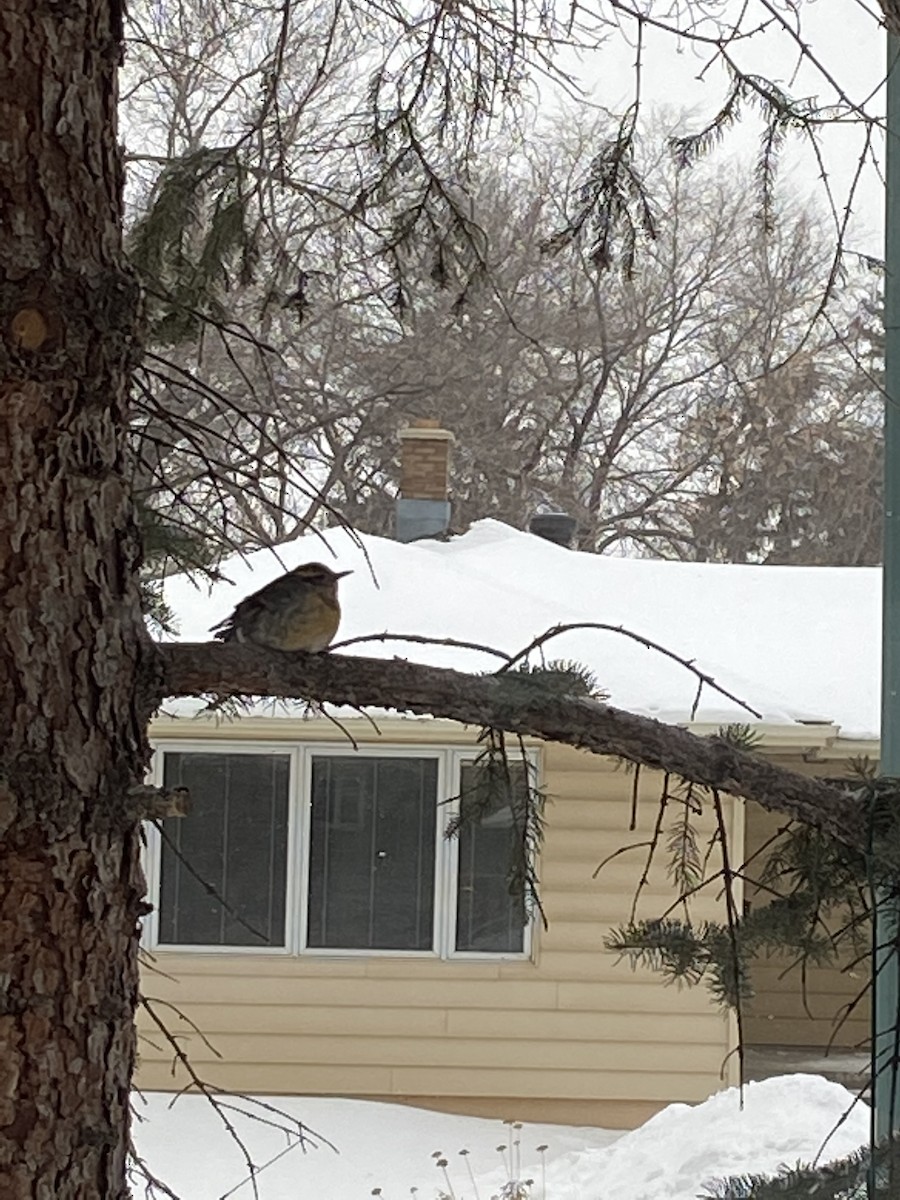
[[335, 570, 352, 579]]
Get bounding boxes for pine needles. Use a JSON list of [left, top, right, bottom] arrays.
[[702, 1139, 900, 1199]]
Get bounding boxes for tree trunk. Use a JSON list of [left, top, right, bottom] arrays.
[[0, 3, 150, 1195]]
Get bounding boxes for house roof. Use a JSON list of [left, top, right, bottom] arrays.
[[160, 519, 881, 741]]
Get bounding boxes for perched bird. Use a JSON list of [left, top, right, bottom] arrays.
[[210, 562, 351, 652]]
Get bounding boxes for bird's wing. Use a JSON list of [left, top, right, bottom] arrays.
[[210, 575, 297, 639], [239, 574, 299, 613]]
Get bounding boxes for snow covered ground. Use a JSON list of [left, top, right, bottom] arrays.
[[132, 1074, 870, 1199]]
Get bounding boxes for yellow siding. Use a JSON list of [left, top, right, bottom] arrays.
[[742, 801, 870, 1050], [137, 725, 739, 1125], [391, 1095, 662, 1127]]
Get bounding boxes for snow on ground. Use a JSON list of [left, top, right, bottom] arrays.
[[161, 519, 882, 737], [133, 1074, 870, 1199]]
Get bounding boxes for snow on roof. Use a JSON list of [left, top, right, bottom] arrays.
[[161, 519, 881, 739]]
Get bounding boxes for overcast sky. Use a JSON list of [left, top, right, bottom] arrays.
[[558, 0, 886, 258]]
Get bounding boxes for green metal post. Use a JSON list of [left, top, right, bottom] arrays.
[[875, 30, 900, 1149]]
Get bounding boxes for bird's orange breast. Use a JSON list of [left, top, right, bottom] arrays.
[[274, 592, 341, 652]]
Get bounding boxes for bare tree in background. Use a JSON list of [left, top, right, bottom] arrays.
[[119, 0, 886, 571], [128, 97, 881, 564], [376, 134, 882, 562], [678, 225, 883, 564]]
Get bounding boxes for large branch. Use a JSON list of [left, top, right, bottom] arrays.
[[154, 643, 863, 851]]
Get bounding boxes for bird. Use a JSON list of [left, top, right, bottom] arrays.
[[210, 562, 351, 652]]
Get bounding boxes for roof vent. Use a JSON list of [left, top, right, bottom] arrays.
[[529, 512, 577, 548]]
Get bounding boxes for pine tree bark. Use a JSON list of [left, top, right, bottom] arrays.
[[160, 643, 867, 853], [0, 3, 150, 1196]]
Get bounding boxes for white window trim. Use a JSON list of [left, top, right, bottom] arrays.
[[144, 739, 539, 962], [144, 740, 301, 957], [295, 744, 448, 959]]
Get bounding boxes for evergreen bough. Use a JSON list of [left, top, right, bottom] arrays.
[[702, 1139, 900, 1199]]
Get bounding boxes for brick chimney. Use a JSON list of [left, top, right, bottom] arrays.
[[394, 419, 454, 543]]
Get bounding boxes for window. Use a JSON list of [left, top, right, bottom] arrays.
[[455, 763, 528, 954], [146, 744, 535, 958], [308, 757, 438, 951], [158, 751, 289, 947]]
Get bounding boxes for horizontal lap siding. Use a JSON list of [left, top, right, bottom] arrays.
[[146, 1032, 726, 1074], [742, 801, 870, 1050], [136, 737, 737, 1122], [143, 1002, 720, 1045]]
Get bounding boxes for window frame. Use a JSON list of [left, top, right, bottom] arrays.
[[143, 741, 303, 957], [297, 744, 449, 959], [144, 739, 537, 962], [445, 748, 536, 961]]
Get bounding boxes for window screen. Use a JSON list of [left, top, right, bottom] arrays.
[[158, 752, 290, 946], [455, 763, 528, 953], [307, 756, 438, 950]]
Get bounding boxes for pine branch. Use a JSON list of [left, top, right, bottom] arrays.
[[151, 642, 869, 854], [444, 728, 547, 926], [701, 1138, 900, 1199]]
